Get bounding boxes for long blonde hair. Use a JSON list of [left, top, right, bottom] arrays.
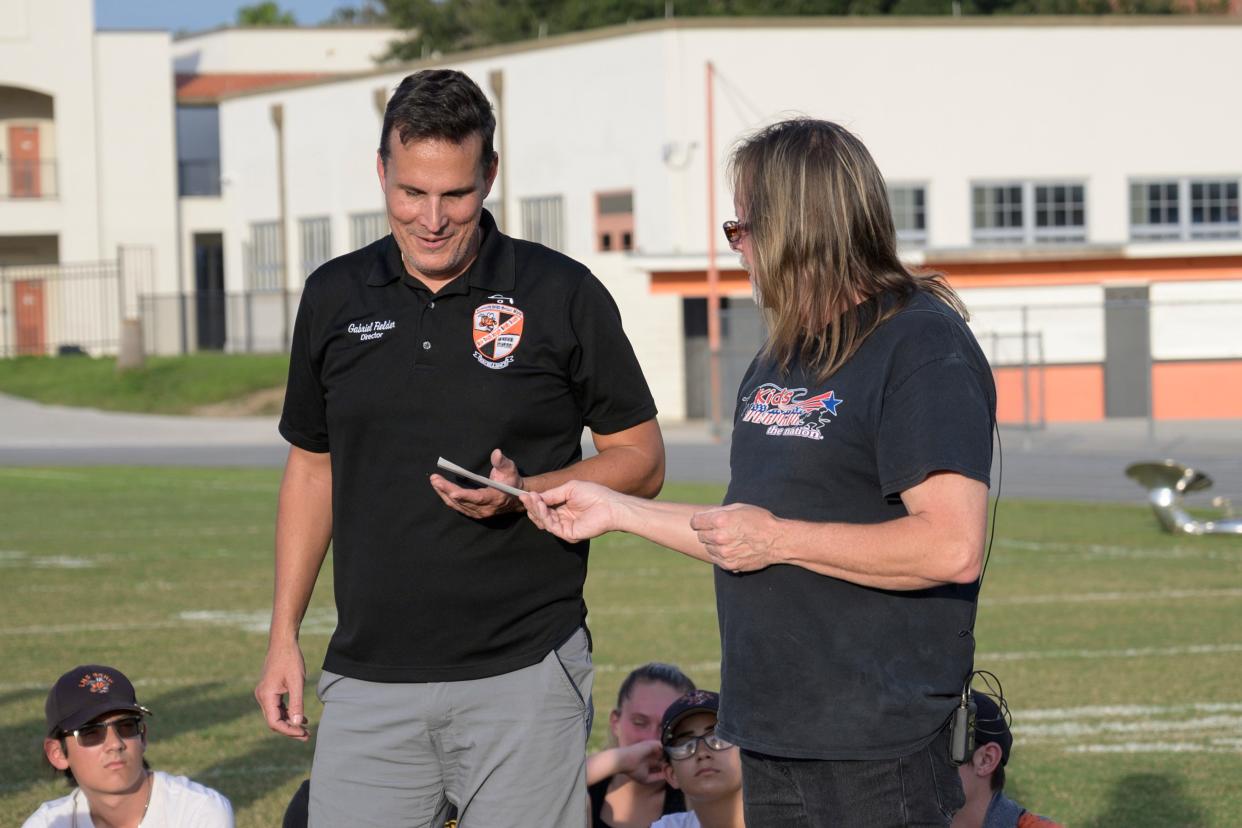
[[728, 118, 966, 381]]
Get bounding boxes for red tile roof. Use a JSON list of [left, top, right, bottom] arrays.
[[176, 73, 330, 103]]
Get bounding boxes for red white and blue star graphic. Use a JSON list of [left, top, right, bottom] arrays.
[[740, 383, 843, 439]]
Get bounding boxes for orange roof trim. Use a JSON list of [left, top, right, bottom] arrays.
[[176, 73, 330, 102]]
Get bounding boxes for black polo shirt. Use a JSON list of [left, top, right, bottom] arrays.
[[279, 210, 657, 683]]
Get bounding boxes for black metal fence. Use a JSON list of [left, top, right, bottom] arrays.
[[0, 261, 120, 357], [141, 290, 296, 355], [0, 248, 156, 358]]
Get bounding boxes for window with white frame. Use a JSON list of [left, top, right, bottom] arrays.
[[520, 195, 564, 251], [1033, 184, 1086, 243], [299, 217, 332, 279], [1130, 181, 1181, 240], [887, 184, 927, 246], [246, 221, 283, 291], [350, 211, 389, 249], [972, 183, 1025, 245], [1189, 179, 1240, 239], [972, 181, 1086, 245], [1129, 178, 1240, 241]]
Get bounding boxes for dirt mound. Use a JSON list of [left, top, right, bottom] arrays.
[[192, 386, 285, 417]]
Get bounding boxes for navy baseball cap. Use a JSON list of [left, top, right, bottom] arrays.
[[972, 692, 1012, 766], [45, 665, 151, 737], [660, 689, 720, 746]]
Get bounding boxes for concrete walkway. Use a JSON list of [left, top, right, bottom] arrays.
[[2, 392, 1240, 503]]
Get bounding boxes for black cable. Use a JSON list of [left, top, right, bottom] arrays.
[[964, 418, 1003, 639], [969, 669, 1010, 735]]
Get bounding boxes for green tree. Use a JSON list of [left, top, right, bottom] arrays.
[[236, 2, 298, 25], [378, 0, 1210, 57], [325, 1, 392, 24]]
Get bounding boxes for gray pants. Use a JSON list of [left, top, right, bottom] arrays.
[[309, 627, 594, 828]]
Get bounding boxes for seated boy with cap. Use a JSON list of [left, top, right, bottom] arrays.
[[952, 692, 1063, 828], [653, 690, 744, 828], [24, 663, 234, 828]]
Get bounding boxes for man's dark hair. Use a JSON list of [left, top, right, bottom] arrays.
[[992, 764, 1005, 792], [378, 69, 496, 172]]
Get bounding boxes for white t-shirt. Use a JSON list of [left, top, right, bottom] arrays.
[[22, 771, 234, 828], [651, 812, 701, 828]]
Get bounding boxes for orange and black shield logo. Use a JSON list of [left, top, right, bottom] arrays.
[[472, 302, 524, 367]]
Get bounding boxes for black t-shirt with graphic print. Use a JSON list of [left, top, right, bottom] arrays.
[[279, 210, 657, 683], [714, 290, 996, 760]]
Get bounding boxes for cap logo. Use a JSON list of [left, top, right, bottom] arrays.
[[78, 671, 114, 694]]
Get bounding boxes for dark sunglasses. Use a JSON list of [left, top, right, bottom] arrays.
[[722, 219, 750, 246], [665, 729, 736, 761], [61, 715, 145, 748]]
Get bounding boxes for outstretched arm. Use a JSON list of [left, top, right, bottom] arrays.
[[527, 471, 988, 591], [523, 481, 710, 562], [430, 418, 665, 519]]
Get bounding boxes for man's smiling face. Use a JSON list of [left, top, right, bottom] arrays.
[[378, 130, 497, 290]]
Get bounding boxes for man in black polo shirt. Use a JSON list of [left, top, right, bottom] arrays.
[[254, 69, 664, 827]]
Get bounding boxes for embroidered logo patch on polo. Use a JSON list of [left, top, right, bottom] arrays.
[[739, 382, 843, 440], [472, 300, 524, 369]]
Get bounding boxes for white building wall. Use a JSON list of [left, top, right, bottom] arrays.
[[959, 284, 1106, 366], [218, 21, 1242, 269], [214, 20, 1242, 413], [488, 35, 669, 256], [0, 0, 101, 261], [1150, 280, 1242, 361], [659, 23, 1242, 256], [172, 27, 398, 74], [585, 253, 687, 421], [219, 94, 282, 291], [94, 31, 179, 300]]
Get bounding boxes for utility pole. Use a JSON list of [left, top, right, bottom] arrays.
[[705, 61, 722, 439]]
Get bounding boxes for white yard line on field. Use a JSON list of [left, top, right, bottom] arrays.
[[996, 538, 1242, 561], [981, 642, 1242, 662], [1065, 741, 1242, 754], [1010, 702, 1242, 756], [982, 587, 1242, 606]]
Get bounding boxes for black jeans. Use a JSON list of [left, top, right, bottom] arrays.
[[739, 726, 965, 827]]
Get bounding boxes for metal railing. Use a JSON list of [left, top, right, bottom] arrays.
[[0, 261, 120, 356], [142, 290, 296, 355], [0, 247, 155, 358], [178, 159, 221, 197], [1, 158, 58, 199]]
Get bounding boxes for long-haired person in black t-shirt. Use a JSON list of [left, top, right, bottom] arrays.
[[524, 118, 996, 827]]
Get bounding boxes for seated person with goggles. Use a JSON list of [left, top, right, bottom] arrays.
[[654, 690, 745, 828], [24, 663, 233, 828]]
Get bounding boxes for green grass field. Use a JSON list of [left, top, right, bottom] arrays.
[[2, 468, 1239, 826], [0, 354, 289, 414]]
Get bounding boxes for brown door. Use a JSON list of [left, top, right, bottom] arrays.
[[14, 279, 46, 354], [8, 126, 40, 198]]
